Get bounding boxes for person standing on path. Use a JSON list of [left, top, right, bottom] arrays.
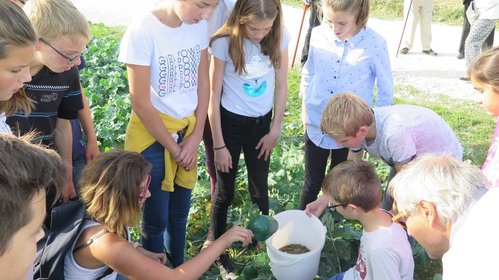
[[300, 0, 321, 66], [399, 0, 438, 55], [457, 0, 494, 59], [463, 0, 499, 79]]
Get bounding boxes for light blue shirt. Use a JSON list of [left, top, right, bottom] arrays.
[[301, 25, 393, 149]]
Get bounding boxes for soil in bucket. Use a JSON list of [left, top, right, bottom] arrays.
[[279, 244, 310, 254]]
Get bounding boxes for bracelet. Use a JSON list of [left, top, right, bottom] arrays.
[[213, 145, 226, 151]]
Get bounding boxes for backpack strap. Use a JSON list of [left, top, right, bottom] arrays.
[[73, 228, 108, 253]]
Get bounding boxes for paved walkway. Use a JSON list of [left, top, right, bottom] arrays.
[[71, 0, 495, 101]]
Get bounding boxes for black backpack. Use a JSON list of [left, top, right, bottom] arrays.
[[33, 200, 112, 279]]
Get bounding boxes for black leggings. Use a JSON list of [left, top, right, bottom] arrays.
[[210, 107, 272, 239], [299, 134, 349, 210]]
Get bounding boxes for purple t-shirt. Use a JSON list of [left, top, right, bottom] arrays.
[[482, 118, 499, 188]]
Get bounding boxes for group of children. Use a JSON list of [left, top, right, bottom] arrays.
[[1, 0, 499, 279]]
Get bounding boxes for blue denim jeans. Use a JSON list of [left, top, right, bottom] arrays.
[[72, 155, 86, 196], [140, 142, 192, 268]]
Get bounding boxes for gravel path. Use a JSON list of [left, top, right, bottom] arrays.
[[71, 0, 496, 102]]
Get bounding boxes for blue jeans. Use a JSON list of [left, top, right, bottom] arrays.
[[72, 155, 86, 196], [329, 272, 345, 280], [140, 142, 192, 268]]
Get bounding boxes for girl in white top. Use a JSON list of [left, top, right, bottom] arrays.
[[207, 0, 288, 271], [0, 1, 35, 133], [64, 150, 253, 280], [119, 0, 217, 266]]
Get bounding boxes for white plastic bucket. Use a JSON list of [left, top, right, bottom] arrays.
[[266, 210, 327, 280]]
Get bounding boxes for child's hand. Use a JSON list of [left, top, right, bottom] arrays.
[[178, 135, 201, 171], [255, 129, 279, 161], [136, 246, 167, 264], [304, 195, 329, 217], [214, 147, 232, 173], [85, 139, 100, 162], [220, 226, 253, 248]]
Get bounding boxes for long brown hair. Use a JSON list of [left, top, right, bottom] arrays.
[[0, 1, 36, 115], [210, 0, 283, 75], [79, 150, 151, 237]]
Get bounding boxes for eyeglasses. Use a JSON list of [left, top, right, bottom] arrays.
[[39, 38, 86, 64], [139, 175, 151, 199], [328, 201, 343, 212], [391, 211, 407, 229]]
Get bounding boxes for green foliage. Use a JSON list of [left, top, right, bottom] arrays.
[[84, 24, 492, 280], [79, 23, 130, 150]]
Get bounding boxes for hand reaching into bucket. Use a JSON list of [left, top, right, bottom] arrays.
[[304, 195, 329, 217]]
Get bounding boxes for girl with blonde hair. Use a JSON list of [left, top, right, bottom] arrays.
[[64, 150, 253, 279]]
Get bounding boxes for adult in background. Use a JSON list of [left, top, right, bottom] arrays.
[[389, 154, 498, 279], [457, 0, 494, 59], [463, 0, 499, 80], [300, 0, 321, 66], [399, 0, 438, 55]]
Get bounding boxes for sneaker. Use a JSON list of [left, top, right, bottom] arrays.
[[457, 53, 464, 59], [422, 49, 437, 56], [399, 47, 409, 55], [215, 252, 237, 280]]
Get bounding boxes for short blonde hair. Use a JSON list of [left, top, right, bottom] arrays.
[[25, 0, 90, 43], [80, 150, 151, 238], [322, 160, 381, 212], [321, 93, 373, 137]]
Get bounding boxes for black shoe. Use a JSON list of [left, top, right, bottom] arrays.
[[400, 47, 409, 55], [422, 49, 437, 56], [215, 252, 237, 279], [457, 53, 464, 59], [460, 76, 470, 81]]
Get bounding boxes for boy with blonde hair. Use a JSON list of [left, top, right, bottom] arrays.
[[7, 0, 90, 202], [309, 160, 414, 280], [305, 93, 462, 212]]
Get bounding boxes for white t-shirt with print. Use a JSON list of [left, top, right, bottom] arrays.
[[209, 30, 289, 117], [343, 222, 414, 280], [119, 12, 208, 119]]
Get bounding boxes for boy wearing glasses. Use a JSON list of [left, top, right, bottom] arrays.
[[7, 0, 90, 202], [309, 160, 414, 280]]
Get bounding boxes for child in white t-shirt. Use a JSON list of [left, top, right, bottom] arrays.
[[207, 0, 289, 275], [118, 0, 217, 267], [307, 160, 414, 280]]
